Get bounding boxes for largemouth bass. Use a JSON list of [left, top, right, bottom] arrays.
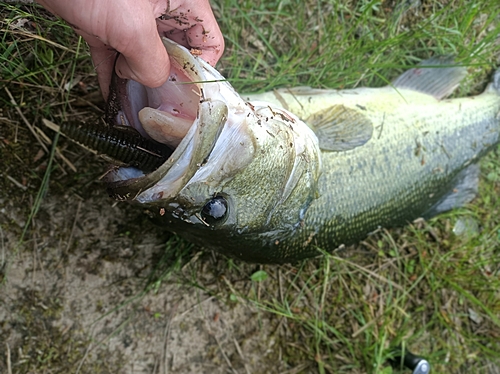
[[103, 38, 500, 263]]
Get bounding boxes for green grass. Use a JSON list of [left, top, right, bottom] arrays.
[[1, 0, 500, 373]]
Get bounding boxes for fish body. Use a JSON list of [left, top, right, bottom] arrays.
[[106, 38, 500, 263], [245, 84, 499, 261]]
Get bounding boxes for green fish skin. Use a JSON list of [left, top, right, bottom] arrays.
[[106, 38, 500, 264]]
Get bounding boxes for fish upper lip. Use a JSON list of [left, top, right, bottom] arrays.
[[106, 39, 204, 143]]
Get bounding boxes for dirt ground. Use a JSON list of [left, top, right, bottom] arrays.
[[0, 175, 288, 373]]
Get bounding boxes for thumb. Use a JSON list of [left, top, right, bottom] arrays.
[[114, 28, 171, 88]]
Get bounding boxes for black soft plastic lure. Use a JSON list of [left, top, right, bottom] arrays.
[[60, 120, 172, 172]]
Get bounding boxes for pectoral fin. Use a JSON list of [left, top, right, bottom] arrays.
[[307, 105, 373, 152]]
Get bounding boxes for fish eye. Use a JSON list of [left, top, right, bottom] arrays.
[[200, 195, 228, 226]]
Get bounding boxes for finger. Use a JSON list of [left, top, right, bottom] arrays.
[[88, 45, 118, 101], [36, 0, 172, 96], [184, 3, 225, 66], [155, 1, 225, 66], [157, 22, 224, 66], [114, 48, 170, 89], [111, 18, 171, 89], [68, 26, 118, 101], [184, 23, 225, 66]]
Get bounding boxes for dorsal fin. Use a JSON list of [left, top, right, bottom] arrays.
[[391, 56, 467, 100]]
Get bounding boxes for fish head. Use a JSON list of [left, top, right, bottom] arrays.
[[105, 38, 321, 262]]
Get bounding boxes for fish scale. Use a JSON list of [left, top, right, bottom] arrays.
[[262, 91, 500, 261]]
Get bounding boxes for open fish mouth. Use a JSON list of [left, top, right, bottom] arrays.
[[104, 38, 229, 202], [94, 38, 322, 260], [109, 42, 202, 149]]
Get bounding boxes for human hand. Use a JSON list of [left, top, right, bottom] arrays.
[[35, 0, 224, 100]]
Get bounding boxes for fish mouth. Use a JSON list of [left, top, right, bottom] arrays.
[[105, 38, 228, 202]]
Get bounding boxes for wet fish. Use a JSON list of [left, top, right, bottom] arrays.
[[103, 38, 500, 263]]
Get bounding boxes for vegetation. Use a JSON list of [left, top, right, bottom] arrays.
[[1, 0, 499, 373]]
